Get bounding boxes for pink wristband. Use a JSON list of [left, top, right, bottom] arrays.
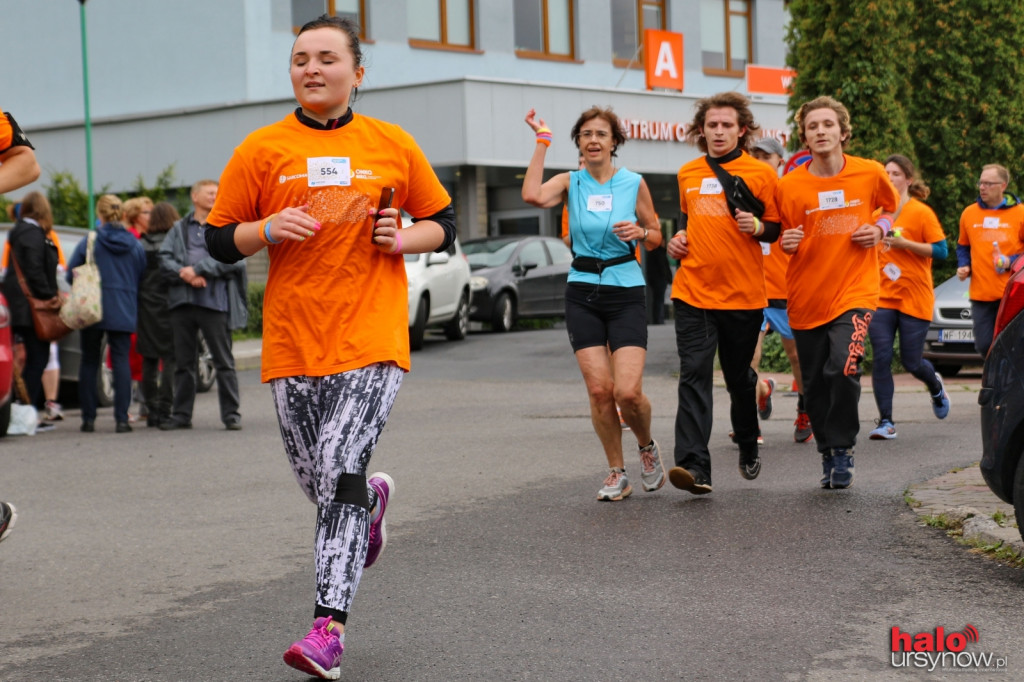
[[391, 231, 403, 255]]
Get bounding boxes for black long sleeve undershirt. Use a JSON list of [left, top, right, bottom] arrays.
[[205, 203, 457, 264]]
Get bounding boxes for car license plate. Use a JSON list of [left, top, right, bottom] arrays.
[[939, 328, 974, 342]]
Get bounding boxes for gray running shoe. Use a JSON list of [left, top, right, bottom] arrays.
[[638, 440, 666, 491], [597, 468, 632, 501]]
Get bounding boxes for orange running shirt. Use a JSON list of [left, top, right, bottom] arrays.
[[207, 112, 451, 382], [761, 241, 790, 300], [877, 198, 945, 320], [776, 155, 900, 329], [671, 153, 780, 310], [957, 201, 1024, 302]]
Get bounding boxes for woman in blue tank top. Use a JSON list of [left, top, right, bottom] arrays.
[[522, 105, 666, 502]]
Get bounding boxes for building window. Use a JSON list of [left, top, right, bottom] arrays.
[[515, 0, 575, 61], [409, 0, 475, 49], [291, 0, 365, 37], [611, 0, 666, 66], [701, 0, 751, 76]]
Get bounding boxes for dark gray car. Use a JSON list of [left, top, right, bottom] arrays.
[[463, 236, 572, 332]]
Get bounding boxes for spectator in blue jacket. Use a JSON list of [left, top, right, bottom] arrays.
[[67, 194, 146, 433]]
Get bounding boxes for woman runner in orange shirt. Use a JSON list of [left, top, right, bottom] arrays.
[[866, 155, 950, 441], [204, 16, 456, 680]]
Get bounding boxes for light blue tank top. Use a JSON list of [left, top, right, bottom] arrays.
[[567, 167, 645, 287]]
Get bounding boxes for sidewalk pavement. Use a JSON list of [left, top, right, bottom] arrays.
[[756, 367, 1024, 556], [233, 337, 262, 372], [234, 337, 1022, 555]]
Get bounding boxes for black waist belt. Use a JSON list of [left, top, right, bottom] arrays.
[[572, 253, 635, 274]]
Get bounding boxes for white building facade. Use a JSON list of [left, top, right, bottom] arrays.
[[2, 0, 792, 238]]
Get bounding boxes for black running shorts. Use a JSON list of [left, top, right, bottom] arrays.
[[564, 282, 648, 353]]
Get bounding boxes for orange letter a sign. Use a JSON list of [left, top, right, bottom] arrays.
[[644, 29, 684, 91]]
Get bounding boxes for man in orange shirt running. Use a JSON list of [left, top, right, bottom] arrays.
[[956, 163, 1024, 358], [776, 96, 899, 490], [666, 92, 781, 495]]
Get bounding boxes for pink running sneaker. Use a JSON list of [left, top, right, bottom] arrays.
[[365, 472, 395, 568], [282, 616, 344, 679]]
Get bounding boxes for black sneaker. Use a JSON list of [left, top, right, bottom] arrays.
[[738, 445, 761, 480], [668, 467, 713, 495], [159, 420, 192, 431]]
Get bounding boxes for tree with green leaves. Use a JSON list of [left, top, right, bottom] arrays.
[[784, 0, 916, 162], [908, 1, 1024, 259], [44, 164, 186, 228]]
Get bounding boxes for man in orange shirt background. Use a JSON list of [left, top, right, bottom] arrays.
[[776, 96, 899, 490], [749, 136, 811, 444], [956, 163, 1024, 358], [666, 92, 781, 496]]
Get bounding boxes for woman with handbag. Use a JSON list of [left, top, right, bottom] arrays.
[[1, 191, 60, 413], [66, 194, 146, 433]]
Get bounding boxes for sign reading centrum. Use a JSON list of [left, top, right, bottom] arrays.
[[619, 119, 789, 148]]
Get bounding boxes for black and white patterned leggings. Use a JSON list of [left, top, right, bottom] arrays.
[[271, 363, 404, 613]]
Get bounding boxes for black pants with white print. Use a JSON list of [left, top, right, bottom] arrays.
[[271, 363, 404, 614], [792, 308, 872, 455]]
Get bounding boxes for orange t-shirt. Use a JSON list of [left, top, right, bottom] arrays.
[[776, 155, 900, 329], [760, 241, 790, 300], [671, 153, 780, 310], [957, 201, 1024, 302], [877, 198, 945, 320], [207, 112, 451, 382]]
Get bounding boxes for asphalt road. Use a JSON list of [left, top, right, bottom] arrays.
[[1, 324, 1020, 681]]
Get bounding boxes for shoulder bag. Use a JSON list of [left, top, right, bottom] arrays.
[[705, 154, 766, 220], [60, 230, 103, 330], [10, 253, 72, 342]]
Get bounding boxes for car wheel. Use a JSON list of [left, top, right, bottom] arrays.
[[0, 399, 10, 438], [491, 292, 515, 333], [97, 338, 114, 407], [410, 296, 428, 351], [197, 331, 216, 394], [934, 364, 962, 378], [1013, 455, 1024, 539], [444, 290, 469, 341]]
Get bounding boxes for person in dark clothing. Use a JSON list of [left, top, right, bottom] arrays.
[[67, 194, 146, 433], [157, 179, 247, 431], [645, 242, 671, 325], [136, 202, 179, 427], [2, 191, 60, 411]]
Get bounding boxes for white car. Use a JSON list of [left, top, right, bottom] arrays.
[[404, 236, 471, 351]]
